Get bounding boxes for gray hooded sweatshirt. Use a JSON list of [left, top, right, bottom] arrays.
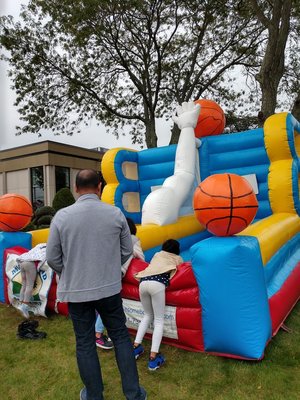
[[46, 194, 133, 303]]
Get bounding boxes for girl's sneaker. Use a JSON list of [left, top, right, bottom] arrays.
[[148, 353, 165, 371], [133, 344, 144, 359], [96, 334, 114, 350]]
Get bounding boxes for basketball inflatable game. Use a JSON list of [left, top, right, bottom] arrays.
[[100, 107, 300, 359], [1, 101, 299, 361]]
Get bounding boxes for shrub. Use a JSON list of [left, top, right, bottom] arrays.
[[24, 205, 56, 231], [52, 187, 75, 211], [22, 222, 36, 232], [38, 224, 51, 230], [36, 215, 53, 226], [34, 206, 56, 218]]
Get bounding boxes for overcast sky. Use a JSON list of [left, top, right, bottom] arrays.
[[0, 0, 172, 151]]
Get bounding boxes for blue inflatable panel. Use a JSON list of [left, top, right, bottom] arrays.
[[286, 114, 300, 165], [264, 233, 300, 298], [209, 147, 268, 171], [0, 232, 32, 303], [291, 160, 300, 216], [138, 145, 177, 166], [138, 161, 174, 181], [286, 114, 300, 215], [190, 236, 272, 359], [200, 128, 264, 154], [114, 150, 138, 182], [200, 129, 272, 220], [139, 178, 166, 196]]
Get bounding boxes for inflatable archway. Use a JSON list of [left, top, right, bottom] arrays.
[[1, 112, 299, 360]]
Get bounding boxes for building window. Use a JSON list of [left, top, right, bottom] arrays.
[[31, 166, 44, 210], [55, 166, 70, 192]]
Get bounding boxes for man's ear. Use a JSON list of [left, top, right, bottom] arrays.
[[75, 185, 79, 194]]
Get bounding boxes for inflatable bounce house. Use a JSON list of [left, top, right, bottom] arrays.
[[1, 100, 299, 360]]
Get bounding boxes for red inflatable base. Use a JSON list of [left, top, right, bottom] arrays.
[[46, 273, 68, 316], [269, 262, 300, 336]]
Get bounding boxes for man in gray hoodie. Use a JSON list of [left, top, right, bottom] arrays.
[[47, 169, 146, 400]]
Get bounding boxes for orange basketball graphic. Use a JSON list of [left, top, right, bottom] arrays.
[[194, 99, 226, 138], [193, 173, 258, 236], [0, 194, 33, 232]]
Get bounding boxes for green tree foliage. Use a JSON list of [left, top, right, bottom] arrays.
[[225, 111, 260, 132], [52, 187, 75, 211], [0, 0, 263, 147], [34, 205, 56, 219], [23, 205, 56, 231]]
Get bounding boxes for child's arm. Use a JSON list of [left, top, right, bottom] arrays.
[[121, 256, 133, 277], [133, 240, 145, 261]]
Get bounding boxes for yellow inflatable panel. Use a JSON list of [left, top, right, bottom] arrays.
[[264, 113, 297, 214], [101, 147, 138, 208], [137, 215, 204, 250], [240, 213, 300, 265], [101, 148, 125, 184], [31, 228, 50, 247], [268, 160, 295, 213], [102, 183, 119, 205], [264, 112, 290, 160]]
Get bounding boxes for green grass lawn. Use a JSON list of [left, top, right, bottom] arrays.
[[0, 302, 299, 400]]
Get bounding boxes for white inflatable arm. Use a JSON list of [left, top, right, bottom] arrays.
[[142, 102, 200, 225]]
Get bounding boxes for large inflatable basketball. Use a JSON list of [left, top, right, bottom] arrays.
[[0, 194, 33, 232], [194, 99, 226, 138], [193, 173, 258, 236]]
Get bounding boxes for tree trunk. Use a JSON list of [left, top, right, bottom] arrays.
[[251, 0, 292, 119], [145, 119, 158, 148], [143, 99, 157, 148], [291, 92, 300, 121], [256, 26, 286, 118], [258, 73, 279, 119], [169, 124, 180, 144]]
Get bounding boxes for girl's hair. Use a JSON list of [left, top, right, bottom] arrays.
[[126, 217, 137, 235], [162, 239, 180, 255]]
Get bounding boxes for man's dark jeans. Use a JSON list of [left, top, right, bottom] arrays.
[[68, 293, 146, 400]]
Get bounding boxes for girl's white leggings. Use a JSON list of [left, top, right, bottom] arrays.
[[134, 280, 165, 353], [19, 261, 37, 303]]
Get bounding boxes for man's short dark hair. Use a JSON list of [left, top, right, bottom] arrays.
[[76, 169, 102, 190]]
